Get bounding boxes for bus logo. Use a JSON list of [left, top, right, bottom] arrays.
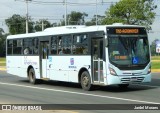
[[70, 58, 74, 65]]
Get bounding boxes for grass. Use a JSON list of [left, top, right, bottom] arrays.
[[0, 63, 5, 66], [151, 56, 160, 60], [0, 57, 6, 66], [151, 62, 160, 69], [0, 57, 6, 62]]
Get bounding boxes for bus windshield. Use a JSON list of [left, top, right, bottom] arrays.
[[108, 35, 150, 66]]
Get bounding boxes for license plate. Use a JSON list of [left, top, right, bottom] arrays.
[[130, 77, 137, 82]]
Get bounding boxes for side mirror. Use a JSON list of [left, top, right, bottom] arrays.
[[105, 39, 108, 47]]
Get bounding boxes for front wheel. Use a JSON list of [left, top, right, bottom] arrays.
[[81, 71, 92, 91], [28, 68, 38, 84]]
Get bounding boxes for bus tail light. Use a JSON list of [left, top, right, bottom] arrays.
[[109, 68, 117, 76]]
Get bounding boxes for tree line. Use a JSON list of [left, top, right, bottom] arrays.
[[0, 0, 158, 57]]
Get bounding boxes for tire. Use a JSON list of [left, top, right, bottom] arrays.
[[118, 84, 129, 89], [80, 71, 92, 91], [28, 68, 38, 84]]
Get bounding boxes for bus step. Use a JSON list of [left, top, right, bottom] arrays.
[[41, 78, 50, 81]]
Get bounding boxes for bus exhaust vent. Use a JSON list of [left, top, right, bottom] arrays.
[[121, 77, 144, 84]]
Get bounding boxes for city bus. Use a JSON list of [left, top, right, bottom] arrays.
[[6, 23, 151, 90]]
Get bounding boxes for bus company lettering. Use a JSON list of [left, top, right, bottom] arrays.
[[24, 56, 37, 65]]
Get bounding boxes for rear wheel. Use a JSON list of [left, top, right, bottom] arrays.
[[81, 71, 92, 91], [28, 68, 38, 84]]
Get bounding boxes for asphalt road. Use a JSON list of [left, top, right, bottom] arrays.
[[0, 71, 160, 113]]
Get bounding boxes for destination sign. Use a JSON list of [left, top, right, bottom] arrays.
[[115, 29, 139, 34], [107, 27, 146, 35]]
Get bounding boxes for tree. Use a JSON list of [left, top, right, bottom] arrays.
[[60, 11, 88, 26], [85, 15, 105, 26], [34, 19, 52, 31], [150, 39, 159, 56], [0, 28, 4, 36], [5, 14, 34, 34], [102, 0, 157, 30], [68, 11, 88, 25], [0, 28, 8, 57]]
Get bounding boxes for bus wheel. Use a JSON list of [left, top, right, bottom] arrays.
[[81, 71, 92, 91], [28, 68, 37, 84], [118, 84, 129, 88]]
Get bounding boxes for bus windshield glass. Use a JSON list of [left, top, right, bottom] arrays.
[[107, 27, 150, 67]]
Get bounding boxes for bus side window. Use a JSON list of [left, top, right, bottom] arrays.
[[23, 38, 33, 55], [62, 35, 71, 54], [73, 34, 88, 55], [13, 39, 23, 55], [58, 37, 63, 54], [24, 47, 30, 55], [51, 36, 58, 55], [7, 40, 13, 55], [33, 38, 38, 54]]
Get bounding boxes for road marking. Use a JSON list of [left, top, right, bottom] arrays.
[[138, 84, 160, 88], [0, 82, 160, 104]]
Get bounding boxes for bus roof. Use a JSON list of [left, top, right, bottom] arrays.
[[7, 24, 145, 39]]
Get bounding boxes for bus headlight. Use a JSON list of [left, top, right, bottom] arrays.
[[147, 66, 151, 74], [109, 68, 117, 76]]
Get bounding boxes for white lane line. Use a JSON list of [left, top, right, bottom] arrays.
[[0, 82, 160, 104], [137, 84, 160, 88]]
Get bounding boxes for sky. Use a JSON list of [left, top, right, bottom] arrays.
[[0, 0, 160, 44]]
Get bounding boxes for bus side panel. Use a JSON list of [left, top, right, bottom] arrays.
[[7, 56, 40, 79], [21, 56, 40, 79], [68, 56, 91, 83], [7, 56, 22, 77], [49, 56, 91, 83]]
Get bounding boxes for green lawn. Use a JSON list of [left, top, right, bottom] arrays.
[[0, 57, 6, 62], [0, 63, 5, 66], [0, 57, 6, 66], [151, 62, 160, 69], [151, 56, 160, 60]]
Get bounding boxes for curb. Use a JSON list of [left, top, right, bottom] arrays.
[[0, 66, 6, 71], [0, 67, 6, 71], [151, 69, 160, 73]]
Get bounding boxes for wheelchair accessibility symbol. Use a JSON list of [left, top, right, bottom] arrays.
[[132, 57, 138, 64]]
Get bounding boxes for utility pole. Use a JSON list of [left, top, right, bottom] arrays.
[[64, 0, 67, 26], [42, 20, 44, 31], [96, 0, 98, 25], [25, 0, 31, 33]]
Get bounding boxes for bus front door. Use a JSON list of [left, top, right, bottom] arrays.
[[40, 41, 49, 79], [92, 38, 104, 83]]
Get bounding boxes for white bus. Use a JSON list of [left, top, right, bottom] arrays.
[[6, 24, 151, 90]]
